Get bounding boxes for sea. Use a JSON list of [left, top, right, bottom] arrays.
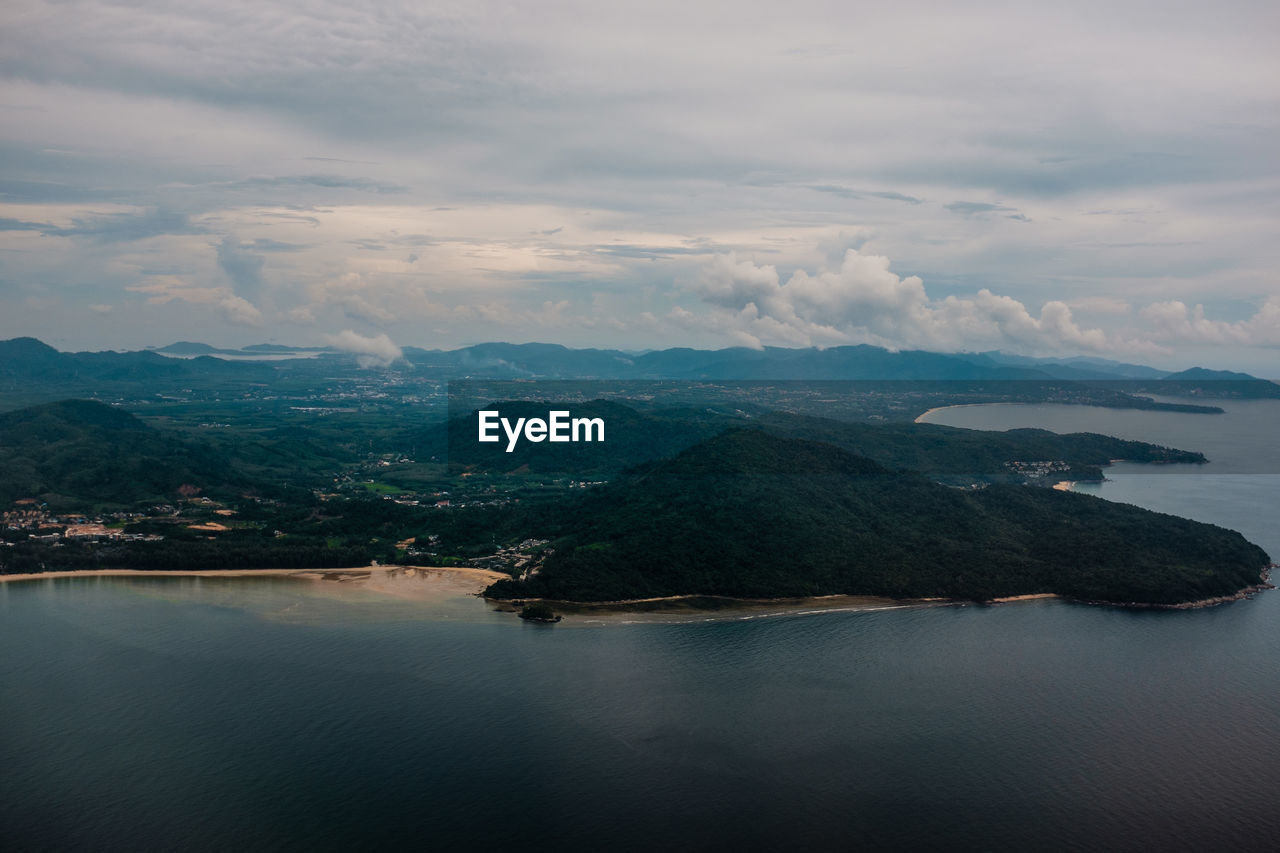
[[3, 399, 1279, 852]]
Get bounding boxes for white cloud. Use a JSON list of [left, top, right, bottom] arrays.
[[218, 294, 263, 326], [1140, 298, 1280, 347], [322, 329, 403, 367], [286, 306, 316, 325], [1, 0, 1277, 370], [690, 249, 1161, 357], [126, 276, 264, 327]]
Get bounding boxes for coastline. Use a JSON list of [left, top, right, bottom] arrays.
[[4, 565, 1270, 614], [0, 565, 509, 588], [913, 403, 990, 423], [491, 568, 1276, 614], [490, 591, 1066, 615], [1085, 565, 1276, 611]]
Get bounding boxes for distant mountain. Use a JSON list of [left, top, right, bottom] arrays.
[[1156, 368, 1280, 399], [1058, 355, 1170, 379], [486, 429, 1269, 605], [0, 338, 277, 407], [449, 342, 642, 378], [418, 342, 1053, 380], [153, 341, 223, 355], [962, 351, 1169, 380], [0, 337, 80, 383], [2, 338, 1273, 409], [240, 343, 327, 353], [1164, 367, 1263, 382]]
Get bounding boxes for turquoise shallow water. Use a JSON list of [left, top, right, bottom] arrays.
[[4, 400, 1280, 852]]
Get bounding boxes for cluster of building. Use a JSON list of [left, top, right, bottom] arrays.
[[465, 539, 552, 578], [3, 501, 167, 544], [1003, 460, 1073, 479]]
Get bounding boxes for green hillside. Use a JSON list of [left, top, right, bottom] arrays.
[[486, 430, 1268, 605], [0, 400, 247, 508], [443, 400, 1206, 484], [757, 412, 1205, 483]]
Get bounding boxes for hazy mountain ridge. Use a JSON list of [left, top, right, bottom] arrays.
[[5, 337, 1276, 387]]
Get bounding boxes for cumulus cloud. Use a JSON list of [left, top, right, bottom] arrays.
[[125, 275, 264, 327], [1140, 298, 1280, 347], [690, 249, 1155, 356], [305, 272, 399, 325], [217, 294, 264, 327], [323, 329, 403, 367]]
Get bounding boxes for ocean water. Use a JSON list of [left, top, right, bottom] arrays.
[[3, 400, 1280, 852]]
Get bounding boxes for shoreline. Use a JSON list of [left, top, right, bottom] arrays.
[[0, 565, 509, 586], [913, 403, 991, 423], [491, 567, 1276, 614], [1085, 565, 1276, 611], [491, 591, 1069, 613], [3, 565, 1270, 614]]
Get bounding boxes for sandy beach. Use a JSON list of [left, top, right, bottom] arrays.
[[989, 593, 1061, 603], [0, 565, 509, 596], [913, 403, 991, 423]]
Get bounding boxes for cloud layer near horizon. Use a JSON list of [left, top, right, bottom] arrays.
[[0, 0, 1277, 371], [684, 249, 1280, 358]]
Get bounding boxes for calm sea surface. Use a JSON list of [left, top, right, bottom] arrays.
[[3, 400, 1280, 852]]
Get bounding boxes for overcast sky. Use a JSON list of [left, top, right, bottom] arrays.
[[1, 0, 1277, 371]]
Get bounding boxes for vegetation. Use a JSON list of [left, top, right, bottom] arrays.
[[0, 400, 251, 508], [757, 412, 1205, 485], [518, 602, 560, 622], [0, 378, 1269, 607], [485, 430, 1269, 605]]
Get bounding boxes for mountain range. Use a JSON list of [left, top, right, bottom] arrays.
[[4, 336, 1276, 382]]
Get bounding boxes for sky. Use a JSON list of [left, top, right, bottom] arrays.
[[0, 0, 1277, 373]]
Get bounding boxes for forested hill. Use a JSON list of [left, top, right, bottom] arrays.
[[443, 400, 1206, 484], [0, 399, 249, 507], [486, 430, 1269, 605], [756, 412, 1205, 483]]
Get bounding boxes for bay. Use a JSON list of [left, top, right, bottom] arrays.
[[3, 400, 1280, 852]]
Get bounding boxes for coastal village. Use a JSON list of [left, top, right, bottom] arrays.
[[2, 491, 553, 577], [2, 500, 168, 546]]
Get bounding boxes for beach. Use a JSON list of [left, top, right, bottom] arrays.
[[0, 565, 509, 598], [913, 403, 991, 423]]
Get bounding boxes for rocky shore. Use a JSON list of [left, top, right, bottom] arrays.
[[1085, 564, 1276, 611]]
